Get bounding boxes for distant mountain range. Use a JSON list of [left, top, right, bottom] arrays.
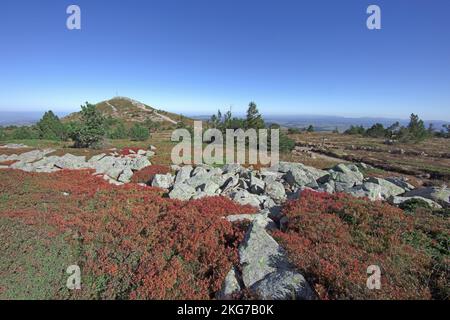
[[2, 104, 449, 132], [192, 114, 450, 132], [0, 111, 68, 126]]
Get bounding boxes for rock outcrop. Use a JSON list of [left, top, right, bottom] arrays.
[[1, 147, 154, 184]]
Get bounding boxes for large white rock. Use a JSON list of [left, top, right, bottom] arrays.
[[152, 173, 174, 189], [232, 190, 262, 208], [367, 177, 406, 199], [175, 165, 193, 185], [54, 154, 88, 169], [216, 267, 242, 299], [403, 187, 450, 208], [264, 179, 287, 202], [389, 196, 442, 209], [169, 183, 196, 200], [238, 220, 315, 300], [118, 168, 134, 183]]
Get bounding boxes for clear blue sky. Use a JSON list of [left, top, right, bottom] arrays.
[[1, 0, 449, 120]]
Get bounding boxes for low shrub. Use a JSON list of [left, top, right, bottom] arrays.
[[399, 198, 432, 213], [130, 165, 171, 184], [120, 147, 142, 156], [273, 190, 446, 300], [0, 169, 256, 299]]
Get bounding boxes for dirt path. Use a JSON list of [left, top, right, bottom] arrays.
[[105, 101, 118, 113], [153, 111, 178, 125], [117, 96, 179, 124]]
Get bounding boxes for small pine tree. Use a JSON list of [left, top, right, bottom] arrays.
[[365, 123, 387, 138], [245, 102, 265, 130], [344, 125, 365, 135], [403, 113, 428, 142], [69, 102, 106, 148], [306, 125, 314, 133], [36, 110, 66, 140]]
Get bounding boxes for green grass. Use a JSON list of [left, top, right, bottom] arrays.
[[1, 139, 65, 149], [0, 217, 80, 300]]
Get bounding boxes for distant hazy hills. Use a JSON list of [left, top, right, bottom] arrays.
[[2, 101, 449, 132], [262, 115, 450, 132], [0, 111, 68, 126], [192, 114, 450, 132]]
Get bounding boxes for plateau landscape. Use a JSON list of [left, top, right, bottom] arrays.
[[0, 0, 449, 305]]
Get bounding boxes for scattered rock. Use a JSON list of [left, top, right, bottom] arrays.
[[403, 187, 450, 208], [169, 183, 196, 200], [385, 177, 415, 192], [347, 182, 382, 201], [284, 168, 318, 188], [238, 220, 315, 300], [232, 190, 262, 208], [324, 164, 364, 189], [252, 269, 316, 300], [152, 173, 174, 189], [239, 222, 290, 288], [118, 168, 134, 183], [0, 143, 29, 149], [175, 165, 193, 184], [54, 154, 88, 170], [216, 267, 242, 299], [249, 174, 265, 194], [264, 180, 286, 203], [366, 177, 406, 199], [389, 196, 442, 209]]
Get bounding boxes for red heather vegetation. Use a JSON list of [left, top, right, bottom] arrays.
[[131, 165, 171, 184], [0, 169, 256, 299], [120, 147, 142, 156], [273, 190, 448, 299]]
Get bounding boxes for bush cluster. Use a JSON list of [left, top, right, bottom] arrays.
[[344, 114, 438, 143], [207, 102, 296, 153], [273, 190, 448, 299], [0, 103, 152, 148], [0, 169, 256, 299]]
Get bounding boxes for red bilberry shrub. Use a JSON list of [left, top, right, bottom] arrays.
[[0, 169, 253, 299], [273, 190, 439, 300], [120, 147, 142, 156]]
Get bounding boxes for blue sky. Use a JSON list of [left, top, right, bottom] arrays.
[[1, 0, 449, 120]]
